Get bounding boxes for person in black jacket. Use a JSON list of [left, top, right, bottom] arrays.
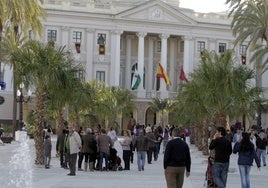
[[163, 128, 191, 188], [256, 131, 267, 166], [132, 129, 149, 171], [233, 132, 260, 188], [56, 128, 67, 168], [209, 126, 232, 188]]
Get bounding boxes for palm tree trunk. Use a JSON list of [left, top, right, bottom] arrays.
[[12, 63, 17, 138], [215, 112, 227, 127], [56, 109, 64, 135], [34, 91, 45, 165], [196, 123, 203, 151], [189, 126, 195, 144], [202, 123, 209, 155], [74, 112, 80, 132], [12, 26, 20, 139]]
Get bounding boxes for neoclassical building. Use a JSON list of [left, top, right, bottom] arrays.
[[1, 0, 267, 129]]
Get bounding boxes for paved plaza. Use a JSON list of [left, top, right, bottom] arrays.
[[1, 135, 268, 188]]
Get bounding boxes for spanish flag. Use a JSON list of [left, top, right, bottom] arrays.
[[156, 63, 171, 85]]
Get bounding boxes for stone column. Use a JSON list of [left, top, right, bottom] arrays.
[[136, 32, 147, 97], [208, 38, 216, 52], [85, 28, 95, 82], [110, 30, 123, 86], [147, 37, 155, 91], [61, 26, 70, 47], [159, 34, 169, 98], [169, 38, 176, 92], [125, 35, 133, 89], [182, 36, 194, 75]]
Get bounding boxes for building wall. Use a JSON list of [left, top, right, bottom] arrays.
[[2, 0, 267, 128]]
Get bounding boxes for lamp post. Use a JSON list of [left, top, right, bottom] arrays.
[[16, 83, 31, 131]]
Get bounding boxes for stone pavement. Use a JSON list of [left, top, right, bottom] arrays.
[[0, 135, 268, 188]]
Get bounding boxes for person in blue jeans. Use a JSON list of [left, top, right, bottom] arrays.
[[132, 129, 149, 171], [97, 129, 113, 171], [209, 127, 232, 188], [233, 132, 260, 188], [256, 131, 267, 167]]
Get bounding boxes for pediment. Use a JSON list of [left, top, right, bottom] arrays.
[[115, 0, 195, 25]]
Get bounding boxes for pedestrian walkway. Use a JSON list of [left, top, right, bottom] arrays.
[[0, 135, 268, 188]]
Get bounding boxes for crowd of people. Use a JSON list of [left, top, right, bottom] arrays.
[[47, 123, 191, 183], [43, 121, 268, 188], [208, 124, 268, 188]]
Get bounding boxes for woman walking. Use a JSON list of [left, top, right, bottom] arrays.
[[233, 132, 260, 188], [119, 130, 132, 170]]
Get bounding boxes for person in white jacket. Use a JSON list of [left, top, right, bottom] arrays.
[[66, 124, 82, 176]]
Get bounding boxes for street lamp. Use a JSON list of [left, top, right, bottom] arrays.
[[16, 83, 31, 131]]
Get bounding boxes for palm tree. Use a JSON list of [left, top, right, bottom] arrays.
[[0, 0, 46, 134], [149, 97, 174, 128], [11, 40, 83, 165], [174, 50, 262, 153], [109, 86, 135, 132], [67, 80, 97, 132], [227, 0, 268, 83], [45, 62, 84, 135]]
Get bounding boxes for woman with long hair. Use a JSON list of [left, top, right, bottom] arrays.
[[233, 132, 260, 188], [119, 130, 132, 170]]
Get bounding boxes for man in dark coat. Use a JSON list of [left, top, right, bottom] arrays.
[[209, 126, 232, 188], [164, 128, 191, 188], [56, 128, 67, 168], [82, 128, 97, 171], [132, 129, 149, 171]]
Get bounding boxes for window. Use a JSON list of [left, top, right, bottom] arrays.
[[73, 31, 82, 43], [96, 71, 105, 82], [77, 70, 84, 79], [73, 31, 82, 53], [197, 41, 205, 52], [239, 45, 247, 55], [156, 40, 161, 52], [47, 29, 57, 42], [97, 33, 106, 45], [180, 41, 184, 53], [97, 33, 106, 55], [218, 43, 226, 53]]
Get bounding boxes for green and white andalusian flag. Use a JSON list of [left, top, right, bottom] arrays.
[[131, 69, 141, 90]]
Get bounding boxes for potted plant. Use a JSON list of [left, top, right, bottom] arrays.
[[0, 124, 13, 143], [26, 125, 35, 139]]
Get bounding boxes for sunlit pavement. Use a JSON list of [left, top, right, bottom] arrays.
[[1, 135, 268, 188]]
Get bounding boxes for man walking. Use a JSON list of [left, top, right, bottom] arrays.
[[132, 129, 149, 171], [256, 131, 267, 166], [65, 124, 82, 176], [97, 129, 113, 171], [209, 126, 232, 188], [164, 128, 191, 188]]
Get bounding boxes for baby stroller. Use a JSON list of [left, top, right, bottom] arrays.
[[116, 156, 123, 171], [204, 156, 217, 188], [109, 148, 118, 171]]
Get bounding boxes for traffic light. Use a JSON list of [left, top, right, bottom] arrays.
[[241, 55, 246, 65]]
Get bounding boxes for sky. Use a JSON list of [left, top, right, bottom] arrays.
[[179, 0, 229, 13]]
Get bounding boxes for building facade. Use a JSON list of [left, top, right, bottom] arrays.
[[1, 0, 267, 129]]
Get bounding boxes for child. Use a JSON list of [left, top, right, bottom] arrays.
[[44, 135, 52, 169]]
